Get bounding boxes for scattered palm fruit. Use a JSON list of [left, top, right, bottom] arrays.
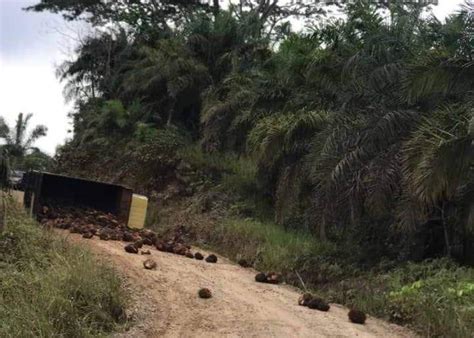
[[70, 226, 81, 234], [143, 259, 157, 270], [205, 254, 218, 263], [194, 252, 204, 260], [134, 240, 144, 249], [266, 272, 283, 284], [140, 229, 157, 245], [173, 243, 187, 255], [122, 232, 135, 242], [39, 205, 200, 261], [155, 241, 165, 252], [142, 237, 153, 246], [254, 272, 283, 284], [348, 309, 366, 324], [130, 232, 142, 242], [238, 259, 250, 268], [156, 241, 174, 253], [110, 232, 122, 241], [198, 288, 212, 299], [255, 272, 267, 283], [82, 232, 94, 239], [164, 243, 175, 253], [141, 250, 151, 255], [307, 297, 330, 311], [298, 293, 313, 306], [99, 232, 110, 241], [124, 243, 138, 254]]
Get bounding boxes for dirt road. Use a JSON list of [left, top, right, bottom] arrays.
[[64, 232, 414, 338]]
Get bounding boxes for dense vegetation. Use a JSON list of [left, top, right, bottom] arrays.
[[28, 0, 473, 336], [32, 0, 473, 262], [0, 199, 127, 337]]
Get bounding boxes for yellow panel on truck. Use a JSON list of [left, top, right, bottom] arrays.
[[127, 194, 148, 229]]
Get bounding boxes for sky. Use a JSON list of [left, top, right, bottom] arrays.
[[0, 0, 467, 155]]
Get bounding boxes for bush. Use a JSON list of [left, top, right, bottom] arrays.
[[319, 259, 474, 337], [179, 146, 272, 218], [182, 216, 337, 276], [386, 259, 474, 337], [0, 200, 127, 337]]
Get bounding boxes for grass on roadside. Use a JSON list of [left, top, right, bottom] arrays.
[[198, 218, 334, 273], [0, 199, 128, 338]]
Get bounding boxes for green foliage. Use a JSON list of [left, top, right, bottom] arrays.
[[44, 2, 474, 260], [15, 149, 53, 172], [130, 126, 187, 165], [30, 0, 474, 277], [30, 2, 474, 334], [0, 201, 127, 337], [316, 258, 474, 337], [213, 219, 330, 273], [399, 105, 473, 229], [126, 126, 188, 188], [0, 113, 50, 173], [385, 260, 474, 337], [1, 113, 47, 156], [122, 39, 209, 127], [178, 145, 262, 205]]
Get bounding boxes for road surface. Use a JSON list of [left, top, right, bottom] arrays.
[[63, 232, 414, 338]]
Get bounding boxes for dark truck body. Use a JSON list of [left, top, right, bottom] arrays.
[[23, 171, 133, 224]]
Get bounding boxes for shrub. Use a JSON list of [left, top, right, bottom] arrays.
[[386, 259, 474, 337], [189, 217, 336, 275]]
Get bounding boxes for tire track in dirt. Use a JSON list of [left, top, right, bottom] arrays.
[[61, 232, 415, 338]]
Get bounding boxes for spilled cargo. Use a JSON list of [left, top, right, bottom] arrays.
[[23, 171, 148, 229]]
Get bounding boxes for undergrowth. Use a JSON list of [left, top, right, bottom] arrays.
[[0, 199, 128, 337]]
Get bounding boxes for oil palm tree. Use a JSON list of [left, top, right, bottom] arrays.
[[0, 113, 48, 162], [122, 39, 209, 128]]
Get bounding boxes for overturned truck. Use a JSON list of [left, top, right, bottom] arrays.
[[23, 171, 148, 229]]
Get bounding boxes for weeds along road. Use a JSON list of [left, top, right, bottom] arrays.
[[62, 232, 414, 338]]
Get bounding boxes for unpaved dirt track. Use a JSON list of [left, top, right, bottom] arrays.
[[63, 232, 414, 338]]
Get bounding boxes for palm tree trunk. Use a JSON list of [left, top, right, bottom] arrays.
[[440, 203, 451, 257], [212, 0, 219, 17], [320, 217, 327, 242], [167, 101, 175, 126]]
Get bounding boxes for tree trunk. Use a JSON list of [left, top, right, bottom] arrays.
[[212, 0, 219, 17], [320, 217, 327, 242], [441, 203, 451, 257], [167, 101, 175, 127]]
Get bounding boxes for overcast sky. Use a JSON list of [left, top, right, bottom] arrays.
[[0, 0, 467, 155]]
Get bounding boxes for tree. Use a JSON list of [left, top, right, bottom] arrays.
[[121, 39, 209, 128], [58, 29, 132, 103], [0, 113, 48, 167], [26, 0, 216, 42]]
